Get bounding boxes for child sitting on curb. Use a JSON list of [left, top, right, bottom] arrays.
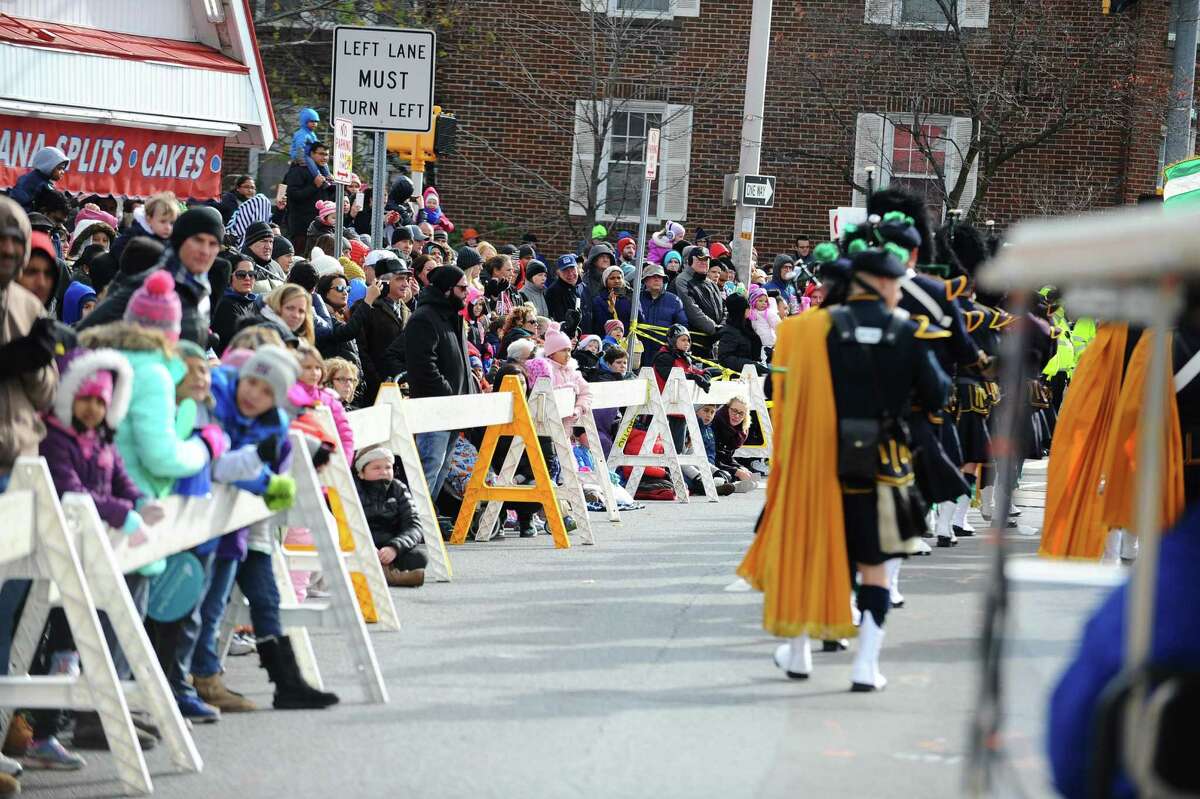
[[354, 446, 427, 587]]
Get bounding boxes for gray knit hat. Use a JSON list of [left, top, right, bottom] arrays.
[[238, 345, 299, 408], [354, 445, 394, 474]]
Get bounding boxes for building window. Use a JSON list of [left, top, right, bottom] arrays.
[[605, 110, 662, 218], [864, 0, 990, 29], [615, 0, 671, 11], [900, 0, 948, 24], [581, 0, 701, 18], [570, 100, 693, 222], [853, 112, 978, 217]]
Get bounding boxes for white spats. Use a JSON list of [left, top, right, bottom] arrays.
[[773, 635, 812, 679], [850, 614, 888, 693]]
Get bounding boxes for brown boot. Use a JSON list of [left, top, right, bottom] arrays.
[[385, 567, 425, 587], [1, 716, 31, 757], [0, 771, 18, 795], [192, 674, 257, 712]]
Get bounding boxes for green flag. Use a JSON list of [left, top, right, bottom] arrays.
[[1163, 156, 1200, 208]]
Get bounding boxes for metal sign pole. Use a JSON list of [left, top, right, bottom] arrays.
[[371, 131, 386, 249], [626, 127, 659, 373], [333, 182, 344, 255]]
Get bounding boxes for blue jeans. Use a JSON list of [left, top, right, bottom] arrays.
[[192, 552, 283, 678], [415, 430, 458, 502]]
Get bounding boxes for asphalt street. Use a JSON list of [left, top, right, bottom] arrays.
[[25, 460, 1113, 799]]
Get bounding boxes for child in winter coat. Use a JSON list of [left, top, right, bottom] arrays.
[[26, 348, 162, 770], [541, 323, 592, 425], [747, 284, 780, 349], [190, 346, 339, 716], [289, 107, 331, 181], [289, 341, 355, 464], [354, 446, 427, 587], [646, 221, 685, 265], [10, 146, 69, 211], [419, 186, 454, 233]]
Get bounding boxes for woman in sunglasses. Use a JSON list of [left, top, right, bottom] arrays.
[[317, 272, 351, 322], [212, 252, 260, 351]]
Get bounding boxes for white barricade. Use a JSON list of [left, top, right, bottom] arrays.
[[221, 430, 389, 704], [661, 369, 720, 502], [0, 459, 204, 795], [605, 367, 690, 502], [373, 384, 517, 580], [581, 377, 651, 522]]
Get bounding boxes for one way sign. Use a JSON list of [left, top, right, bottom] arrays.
[[740, 174, 776, 208]]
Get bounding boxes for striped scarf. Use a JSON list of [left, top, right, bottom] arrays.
[[226, 193, 274, 245]]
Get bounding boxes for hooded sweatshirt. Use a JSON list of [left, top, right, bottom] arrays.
[[290, 107, 321, 161], [62, 280, 97, 326], [10, 146, 69, 210]]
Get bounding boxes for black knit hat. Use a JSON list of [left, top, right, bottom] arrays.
[[429, 264, 465, 294], [497, 243, 518, 257], [271, 236, 294, 259], [391, 226, 412, 244], [242, 220, 273, 248], [524, 260, 547, 281], [170, 207, 224, 250], [120, 237, 165, 275], [456, 245, 483, 271]]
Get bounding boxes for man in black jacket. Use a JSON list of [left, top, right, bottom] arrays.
[[544, 253, 587, 336], [78, 207, 223, 347], [404, 265, 473, 501], [673, 245, 724, 356], [284, 142, 334, 256], [356, 256, 412, 401]]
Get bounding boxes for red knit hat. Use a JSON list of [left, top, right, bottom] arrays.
[[709, 241, 730, 260], [348, 238, 369, 265], [617, 236, 635, 254], [123, 270, 181, 342]]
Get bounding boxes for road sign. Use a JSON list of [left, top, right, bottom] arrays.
[[331, 26, 436, 133], [644, 128, 660, 181], [829, 207, 867, 240], [740, 174, 776, 208], [332, 117, 354, 184]]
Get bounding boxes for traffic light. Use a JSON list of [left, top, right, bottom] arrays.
[[1102, 0, 1138, 13], [386, 106, 441, 166]]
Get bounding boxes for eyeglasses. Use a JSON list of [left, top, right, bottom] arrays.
[[453, 283, 469, 291], [332, 376, 358, 385], [728, 408, 746, 418], [694, 255, 710, 261], [233, 270, 254, 279]]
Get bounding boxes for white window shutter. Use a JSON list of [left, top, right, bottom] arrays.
[[959, 0, 989, 28], [674, 0, 701, 16], [945, 116, 979, 214], [658, 104, 693, 222], [864, 0, 897, 25], [852, 112, 888, 207], [570, 99, 599, 217]]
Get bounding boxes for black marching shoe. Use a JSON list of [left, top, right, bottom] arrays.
[[952, 525, 975, 538], [257, 636, 340, 710], [821, 639, 850, 653], [937, 535, 958, 548]]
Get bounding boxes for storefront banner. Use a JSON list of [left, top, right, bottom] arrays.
[[0, 114, 225, 199]]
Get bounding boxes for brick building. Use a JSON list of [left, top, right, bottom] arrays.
[[254, 1, 1182, 256]]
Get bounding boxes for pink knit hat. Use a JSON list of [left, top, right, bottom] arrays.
[[77, 370, 114, 406], [74, 206, 119, 230], [523, 356, 553, 386], [542, 322, 573, 357], [123, 270, 181, 342], [315, 200, 337, 220]]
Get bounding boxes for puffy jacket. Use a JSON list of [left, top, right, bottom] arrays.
[[356, 476, 424, 555], [405, 286, 472, 399], [715, 321, 767, 376], [40, 416, 142, 529], [673, 270, 724, 337], [10, 147, 68, 210], [0, 281, 57, 473], [519, 281, 549, 318], [77, 323, 208, 498], [590, 289, 632, 336], [652, 346, 710, 394], [636, 289, 687, 334], [548, 357, 592, 423], [288, 381, 354, 465]]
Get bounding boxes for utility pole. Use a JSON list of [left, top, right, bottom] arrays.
[[1165, 0, 1200, 165], [730, 0, 772, 286]]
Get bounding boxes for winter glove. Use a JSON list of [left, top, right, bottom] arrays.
[[694, 374, 712, 393], [311, 440, 335, 470], [563, 308, 582, 338], [0, 317, 56, 379], [199, 423, 227, 462], [264, 474, 296, 512]]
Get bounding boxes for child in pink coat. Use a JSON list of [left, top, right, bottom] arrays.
[[646, 221, 684, 266], [539, 324, 592, 425], [419, 186, 454, 233], [289, 341, 354, 464], [747, 284, 781, 349]]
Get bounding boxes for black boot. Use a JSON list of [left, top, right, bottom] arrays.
[[257, 636, 340, 710]]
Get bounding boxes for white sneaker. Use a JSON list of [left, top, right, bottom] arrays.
[[1120, 531, 1139, 562], [912, 538, 933, 555], [749, 458, 770, 476], [0, 752, 22, 777], [733, 479, 758, 493], [723, 577, 752, 592], [228, 632, 256, 656]]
